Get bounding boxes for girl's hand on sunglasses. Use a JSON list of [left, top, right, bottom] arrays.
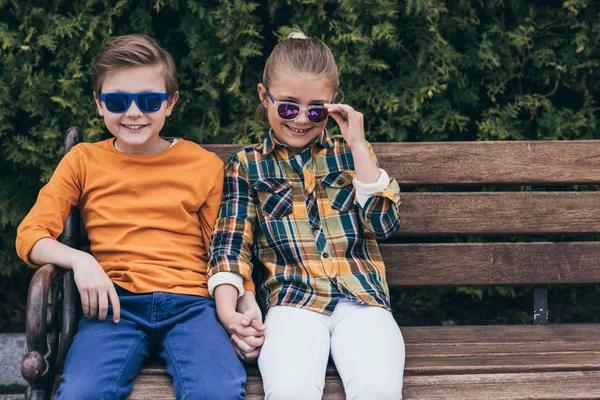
[[325, 103, 368, 152]]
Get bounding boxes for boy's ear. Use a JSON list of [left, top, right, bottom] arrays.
[[165, 91, 179, 117], [257, 84, 268, 108], [93, 91, 104, 116]]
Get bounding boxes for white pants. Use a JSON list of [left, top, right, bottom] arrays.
[[258, 298, 405, 400]]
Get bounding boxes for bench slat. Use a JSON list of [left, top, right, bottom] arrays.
[[407, 352, 600, 375], [204, 141, 600, 185], [398, 192, 600, 235], [403, 371, 600, 399], [130, 371, 600, 399], [403, 324, 600, 344], [381, 242, 600, 286], [128, 374, 346, 400], [130, 325, 600, 399]]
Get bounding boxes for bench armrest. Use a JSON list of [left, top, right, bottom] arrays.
[[21, 263, 68, 397]]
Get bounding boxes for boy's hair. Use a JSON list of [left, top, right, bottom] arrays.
[[91, 34, 178, 98], [256, 29, 339, 124]]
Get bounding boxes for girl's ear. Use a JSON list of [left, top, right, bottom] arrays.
[[93, 92, 104, 116], [257, 83, 269, 108]]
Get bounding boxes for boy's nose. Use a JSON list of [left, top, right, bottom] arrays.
[[125, 100, 143, 117]]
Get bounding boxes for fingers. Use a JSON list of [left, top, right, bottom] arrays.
[[80, 290, 90, 318], [232, 344, 260, 363], [326, 103, 363, 123], [236, 330, 265, 348], [229, 323, 266, 339], [79, 284, 120, 323], [325, 103, 364, 130], [108, 286, 121, 323], [88, 289, 98, 319], [231, 333, 255, 353], [241, 348, 260, 363], [240, 309, 266, 330], [231, 334, 261, 362], [98, 291, 109, 322], [327, 110, 346, 127], [249, 317, 267, 332]]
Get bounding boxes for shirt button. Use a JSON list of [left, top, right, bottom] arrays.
[[337, 179, 344, 185], [322, 252, 329, 258]]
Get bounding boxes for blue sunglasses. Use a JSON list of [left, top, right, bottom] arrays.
[[99, 92, 169, 113]]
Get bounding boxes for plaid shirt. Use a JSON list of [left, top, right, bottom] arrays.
[[208, 129, 401, 314]]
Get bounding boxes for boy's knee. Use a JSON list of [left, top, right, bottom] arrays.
[[55, 380, 113, 400], [177, 367, 246, 400], [185, 384, 246, 400]]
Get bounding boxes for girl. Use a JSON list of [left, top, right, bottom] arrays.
[[208, 30, 405, 399]]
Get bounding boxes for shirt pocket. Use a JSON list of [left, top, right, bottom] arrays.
[[322, 171, 356, 212], [253, 178, 293, 219]]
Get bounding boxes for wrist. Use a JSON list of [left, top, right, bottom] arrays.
[[67, 250, 93, 270], [216, 307, 238, 328], [236, 291, 258, 313], [349, 140, 369, 154]]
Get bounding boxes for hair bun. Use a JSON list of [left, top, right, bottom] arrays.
[[287, 29, 308, 40]]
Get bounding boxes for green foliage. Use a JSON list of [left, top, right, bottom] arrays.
[[1, 0, 599, 278]]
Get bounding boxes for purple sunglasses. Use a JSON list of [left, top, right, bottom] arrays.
[[266, 89, 335, 123]]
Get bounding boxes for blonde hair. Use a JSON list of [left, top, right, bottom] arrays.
[[91, 34, 178, 98], [256, 29, 339, 124]]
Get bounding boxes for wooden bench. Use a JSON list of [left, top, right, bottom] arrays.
[[21, 127, 600, 399]]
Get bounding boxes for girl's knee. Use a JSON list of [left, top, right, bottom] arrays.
[[345, 379, 403, 400], [264, 379, 324, 400]]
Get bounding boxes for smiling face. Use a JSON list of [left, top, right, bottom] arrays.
[[94, 64, 178, 155], [258, 71, 335, 155]]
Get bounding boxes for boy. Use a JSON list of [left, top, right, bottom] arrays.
[[16, 34, 259, 399]]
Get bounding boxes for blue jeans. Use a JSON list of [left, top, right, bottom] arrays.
[[55, 285, 246, 400]]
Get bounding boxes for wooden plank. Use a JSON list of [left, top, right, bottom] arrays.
[[128, 374, 346, 400], [380, 242, 600, 287], [402, 324, 600, 345], [406, 352, 600, 375], [403, 371, 600, 399], [398, 192, 600, 235], [203, 141, 600, 185], [402, 325, 600, 375], [128, 369, 600, 399]]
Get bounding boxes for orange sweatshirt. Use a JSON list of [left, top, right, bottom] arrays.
[[16, 138, 253, 296]]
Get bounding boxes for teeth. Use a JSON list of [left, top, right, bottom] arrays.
[[123, 124, 144, 130], [287, 125, 309, 133]]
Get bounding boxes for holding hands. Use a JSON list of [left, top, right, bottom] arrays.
[[215, 287, 266, 362]]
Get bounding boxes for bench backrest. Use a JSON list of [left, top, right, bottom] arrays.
[[204, 141, 600, 289]]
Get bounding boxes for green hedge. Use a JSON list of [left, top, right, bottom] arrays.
[[1, 0, 599, 275]]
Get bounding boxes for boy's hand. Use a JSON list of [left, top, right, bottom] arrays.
[[71, 253, 120, 323]]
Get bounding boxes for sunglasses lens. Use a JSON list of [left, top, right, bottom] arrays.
[[104, 94, 130, 113], [307, 106, 328, 122], [277, 103, 301, 120], [138, 94, 164, 113]]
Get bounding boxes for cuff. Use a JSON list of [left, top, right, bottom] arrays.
[[353, 169, 390, 207], [207, 272, 245, 298]]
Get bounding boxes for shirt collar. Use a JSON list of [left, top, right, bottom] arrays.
[[263, 128, 334, 155]]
